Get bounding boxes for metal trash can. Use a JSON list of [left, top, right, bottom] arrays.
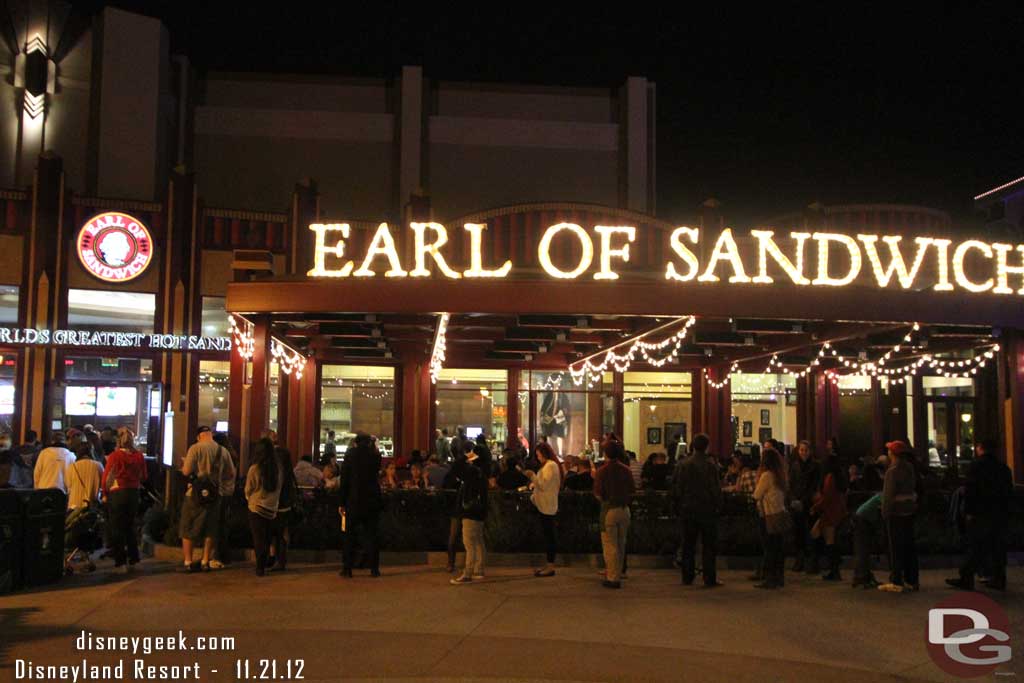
[[0, 488, 24, 593], [21, 488, 66, 587]]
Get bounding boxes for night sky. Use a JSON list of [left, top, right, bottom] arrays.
[[95, 2, 1023, 227]]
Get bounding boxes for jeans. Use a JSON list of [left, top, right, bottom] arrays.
[[343, 513, 380, 572], [107, 488, 140, 566], [461, 518, 485, 576], [539, 513, 557, 564], [960, 516, 1007, 586], [681, 515, 718, 585], [272, 510, 289, 569], [601, 506, 630, 582], [447, 517, 462, 567], [248, 512, 274, 573], [852, 514, 878, 582], [886, 515, 918, 587]]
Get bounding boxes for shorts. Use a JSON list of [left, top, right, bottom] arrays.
[[179, 495, 221, 542]]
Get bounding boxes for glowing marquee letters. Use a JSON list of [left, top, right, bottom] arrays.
[[305, 222, 1024, 296]]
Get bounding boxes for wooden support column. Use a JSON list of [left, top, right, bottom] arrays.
[[910, 374, 928, 455], [1000, 330, 1024, 484], [871, 376, 886, 459], [19, 154, 65, 443], [298, 359, 320, 460], [399, 358, 431, 458], [704, 366, 732, 459], [506, 368, 521, 448], [613, 371, 625, 439], [690, 370, 705, 435], [813, 371, 840, 456], [247, 316, 271, 447], [228, 348, 245, 454], [796, 375, 812, 444]]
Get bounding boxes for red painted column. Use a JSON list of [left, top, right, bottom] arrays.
[[399, 358, 432, 458], [813, 371, 840, 456], [228, 347, 245, 454], [704, 366, 732, 459], [796, 376, 812, 445], [690, 370, 705, 436], [613, 371, 625, 439], [506, 368, 521, 448], [910, 374, 928, 456], [1001, 330, 1024, 484], [870, 376, 886, 459], [247, 316, 271, 447]]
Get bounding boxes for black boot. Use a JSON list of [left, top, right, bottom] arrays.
[[822, 545, 841, 581], [791, 555, 805, 572], [806, 539, 824, 574]]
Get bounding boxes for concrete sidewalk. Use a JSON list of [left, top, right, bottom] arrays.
[[2, 561, 1021, 683]]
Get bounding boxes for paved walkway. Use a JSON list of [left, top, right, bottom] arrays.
[[2, 562, 1021, 682]]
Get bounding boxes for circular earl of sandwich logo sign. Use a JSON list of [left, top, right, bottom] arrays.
[[77, 211, 153, 283]]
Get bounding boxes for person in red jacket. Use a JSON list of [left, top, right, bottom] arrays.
[[103, 427, 148, 573], [811, 451, 849, 581]]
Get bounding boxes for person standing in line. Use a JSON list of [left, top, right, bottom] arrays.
[[788, 440, 821, 573], [851, 489, 884, 589], [878, 441, 920, 593], [673, 433, 723, 588], [267, 446, 298, 572], [947, 438, 1013, 591], [179, 426, 237, 573], [65, 443, 103, 510], [34, 432, 76, 492], [244, 438, 282, 576], [338, 433, 383, 578], [753, 447, 788, 589], [593, 439, 634, 589], [524, 442, 561, 577], [320, 430, 337, 467], [811, 451, 849, 581], [442, 452, 469, 573], [103, 428, 147, 573], [7, 429, 40, 489], [450, 447, 488, 585]]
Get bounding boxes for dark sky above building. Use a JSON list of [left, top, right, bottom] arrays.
[[97, 2, 1022, 227]]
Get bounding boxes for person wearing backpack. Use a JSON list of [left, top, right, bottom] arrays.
[[179, 426, 237, 573], [450, 448, 488, 585]]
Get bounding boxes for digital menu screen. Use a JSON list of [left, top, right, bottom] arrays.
[[96, 386, 138, 416], [65, 386, 97, 416]]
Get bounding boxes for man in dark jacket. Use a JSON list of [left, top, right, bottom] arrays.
[[947, 439, 1013, 591], [673, 433, 723, 587], [338, 433, 383, 578], [450, 449, 488, 584], [788, 440, 822, 572]]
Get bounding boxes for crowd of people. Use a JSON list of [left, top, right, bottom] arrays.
[[2, 420, 1015, 595]]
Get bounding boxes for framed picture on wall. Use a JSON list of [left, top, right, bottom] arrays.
[[664, 422, 687, 447], [759, 427, 773, 443], [760, 409, 770, 426], [742, 421, 753, 438], [646, 427, 662, 445]]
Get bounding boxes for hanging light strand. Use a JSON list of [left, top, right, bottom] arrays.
[[228, 315, 255, 360], [429, 313, 450, 385], [569, 316, 696, 387], [271, 338, 307, 379]]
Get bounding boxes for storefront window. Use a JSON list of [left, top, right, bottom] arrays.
[[0, 350, 15, 437], [201, 297, 228, 337], [923, 376, 975, 467], [268, 362, 280, 433], [320, 365, 395, 458], [58, 357, 154, 445], [730, 373, 797, 448], [68, 289, 155, 334], [197, 360, 230, 432], [435, 369, 508, 449], [624, 371, 691, 459], [520, 370, 612, 459]]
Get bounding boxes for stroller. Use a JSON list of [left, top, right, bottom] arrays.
[[64, 503, 104, 575]]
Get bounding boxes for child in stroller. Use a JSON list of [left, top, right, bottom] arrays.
[[65, 502, 104, 574]]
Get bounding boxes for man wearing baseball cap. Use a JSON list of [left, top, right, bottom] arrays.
[[878, 440, 919, 593], [179, 425, 236, 572]]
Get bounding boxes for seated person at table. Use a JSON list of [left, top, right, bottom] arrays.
[[723, 454, 757, 496], [563, 458, 595, 492], [424, 455, 449, 489], [642, 452, 671, 490], [293, 454, 324, 488], [496, 453, 529, 490], [403, 462, 428, 490]]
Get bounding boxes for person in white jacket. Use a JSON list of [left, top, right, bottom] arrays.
[[524, 442, 561, 577], [753, 448, 789, 589]]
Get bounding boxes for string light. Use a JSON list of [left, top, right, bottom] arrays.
[[569, 316, 696, 386], [271, 338, 307, 379], [703, 362, 740, 389], [228, 315, 254, 360], [429, 313, 450, 384]]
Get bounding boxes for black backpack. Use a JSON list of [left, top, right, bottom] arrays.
[[459, 469, 485, 517]]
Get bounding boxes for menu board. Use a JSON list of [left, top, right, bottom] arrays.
[[97, 386, 138, 417], [66, 386, 97, 416]]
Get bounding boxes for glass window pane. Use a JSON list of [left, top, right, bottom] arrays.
[[923, 376, 974, 398], [197, 360, 230, 432], [534, 389, 589, 457], [0, 286, 18, 324], [268, 362, 280, 433], [320, 365, 395, 458], [730, 373, 796, 448], [68, 289, 155, 334], [201, 297, 228, 337], [0, 350, 15, 437], [624, 371, 690, 459]]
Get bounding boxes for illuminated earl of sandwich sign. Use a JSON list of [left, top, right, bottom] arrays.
[[307, 222, 1024, 295], [0, 328, 231, 351]]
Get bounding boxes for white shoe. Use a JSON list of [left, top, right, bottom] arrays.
[[116, 564, 130, 575], [207, 560, 225, 570], [450, 575, 473, 585], [877, 582, 906, 593]]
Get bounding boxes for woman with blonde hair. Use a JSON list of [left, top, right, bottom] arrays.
[[103, 427, 148, 573]]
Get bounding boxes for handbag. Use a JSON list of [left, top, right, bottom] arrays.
[[765, 510, 792, 535]]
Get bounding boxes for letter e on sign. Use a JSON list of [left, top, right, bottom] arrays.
[[77, 211, 153, 283]]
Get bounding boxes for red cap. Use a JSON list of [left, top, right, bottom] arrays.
[[885, 440, 912, 456]]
